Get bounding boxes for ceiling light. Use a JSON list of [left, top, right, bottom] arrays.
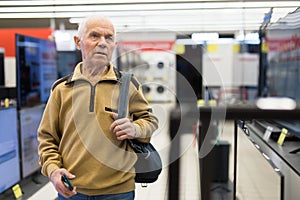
[[192, 33, 219, 41]]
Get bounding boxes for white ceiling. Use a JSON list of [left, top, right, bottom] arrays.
[[0, 0, 299, 34]]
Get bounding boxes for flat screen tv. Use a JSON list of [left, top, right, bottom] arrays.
[[0, 107, 21, 193], [19, 104, 45, 178], [176, 44, 203, 102], [15, 34, 58, 108]]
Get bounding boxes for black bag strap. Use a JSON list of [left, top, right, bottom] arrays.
[[117, 72, 132, 119]]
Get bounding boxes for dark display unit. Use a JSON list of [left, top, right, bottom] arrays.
[[19, 104, 45, 178], [15, 34, 58, 108], [176, 44, 203, 102], [0, 49, 4, 86], [57, 50, 81, 78], [0, 107, 21, 193], [15, 34, 57, 178]]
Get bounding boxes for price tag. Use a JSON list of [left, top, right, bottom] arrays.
[[263, 126, 273, 141], [277, 128, 288, 146], [12, 184, 23, 199]]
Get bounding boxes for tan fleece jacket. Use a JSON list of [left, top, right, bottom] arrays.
[[37, 62, 158, 195]]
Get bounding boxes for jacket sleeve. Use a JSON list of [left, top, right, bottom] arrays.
[[128, 81, 159, 143], [37, 90, 62, 177]]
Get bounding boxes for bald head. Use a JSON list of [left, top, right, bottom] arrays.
[[78, 15, 115, 38]]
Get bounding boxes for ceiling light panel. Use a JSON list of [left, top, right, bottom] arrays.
[[0, 1, 299, 33], [0, 1, 299, 14]]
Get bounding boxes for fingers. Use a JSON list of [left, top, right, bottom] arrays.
[[62, 170, 76, 180], [50, 169, 77, 198], [110, 112, 118, 120], [110, 118, 135, 140], [59, 185, 77, 198], [109, 117, 127, 131]]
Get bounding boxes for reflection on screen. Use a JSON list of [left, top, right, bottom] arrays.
[[0, 107, 20, 193], [57, 50, 81, 78], [19, 104, 45, 178], [16, 34, 57, 107]]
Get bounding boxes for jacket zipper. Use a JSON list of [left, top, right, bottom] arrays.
[[90, 85, 96, 112], [88, 79, 120, 113]]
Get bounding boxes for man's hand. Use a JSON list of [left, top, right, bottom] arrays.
[[50, 168, 77, 198], [110, 113, 136, 140]]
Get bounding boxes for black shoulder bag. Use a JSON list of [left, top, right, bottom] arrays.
[[118, 72, 162, 184]]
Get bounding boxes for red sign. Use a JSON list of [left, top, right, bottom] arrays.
[[117, 41, 175, 52]]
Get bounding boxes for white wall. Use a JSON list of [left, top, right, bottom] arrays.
[[4, 57, 16, 87]]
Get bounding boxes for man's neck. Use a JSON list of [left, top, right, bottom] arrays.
[[81, 62, 109, 84]]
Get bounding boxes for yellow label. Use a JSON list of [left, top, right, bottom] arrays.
[[262, 41, 268, 53], [197, 99, 205, 106], [208, 100, 217, 106], [277, 128, 288, 146], [12, 184, 23, 199], [207, 44, 218, 53], [4, 98, 9, 108], [175, 44, 185, 55], [233, 44, 240, 53]]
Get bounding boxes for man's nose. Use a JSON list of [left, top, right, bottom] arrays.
[[97, 36, 107, 47]]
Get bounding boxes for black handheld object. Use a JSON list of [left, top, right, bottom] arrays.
[[61, 173, 73, 191]]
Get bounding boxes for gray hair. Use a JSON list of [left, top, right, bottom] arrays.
[[77, 15, 115, 38]]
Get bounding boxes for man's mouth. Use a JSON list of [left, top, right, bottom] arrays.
[[95, 52, 107, 56]]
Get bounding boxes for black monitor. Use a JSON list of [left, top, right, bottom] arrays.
[[0, 48, 4, 86], [176, 44, 203, 102], [15, 34, 58, 108], [0, 107, 21, 193]]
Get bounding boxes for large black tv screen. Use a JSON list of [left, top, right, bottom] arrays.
[[16, 34, 57, 107]]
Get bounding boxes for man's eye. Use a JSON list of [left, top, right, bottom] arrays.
[[92, 34, 98, 38], [106, 36, 114, 42]]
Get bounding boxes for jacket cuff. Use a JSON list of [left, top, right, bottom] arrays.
[[133, 123, 142, 138], [46, 163, 59, 178], [133, 123, 151, 143]]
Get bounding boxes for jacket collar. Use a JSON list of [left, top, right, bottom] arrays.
[[65, 62, 119, 85]]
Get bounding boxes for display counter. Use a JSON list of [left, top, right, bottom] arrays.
[[198, 105, 300, 200], [245, 121, 300, 200], [168, 104, 300, 200]]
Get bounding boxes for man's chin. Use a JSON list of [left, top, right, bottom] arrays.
[[90, 59, 109, 68]]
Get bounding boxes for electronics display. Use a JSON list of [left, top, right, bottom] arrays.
[[19, 104, 45, 178], [265, 9, 300, 137], [15, 34, 58, 107], [176, 44, 203, 102], [57, 50, 81, 78], [0, 48, 4, 86], [0, 107, 20, 193], [116, 34, 177, 103]]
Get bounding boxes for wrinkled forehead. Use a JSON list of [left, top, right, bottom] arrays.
[[85, 18, 115, 35]]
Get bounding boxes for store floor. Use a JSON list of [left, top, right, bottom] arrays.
[[16, 103, 280, 200]]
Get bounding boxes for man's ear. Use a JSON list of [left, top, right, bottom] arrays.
[[74, 36, 81, 50]]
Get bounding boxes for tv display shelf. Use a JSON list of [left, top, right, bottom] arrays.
[[198, 104, 300, 200]]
